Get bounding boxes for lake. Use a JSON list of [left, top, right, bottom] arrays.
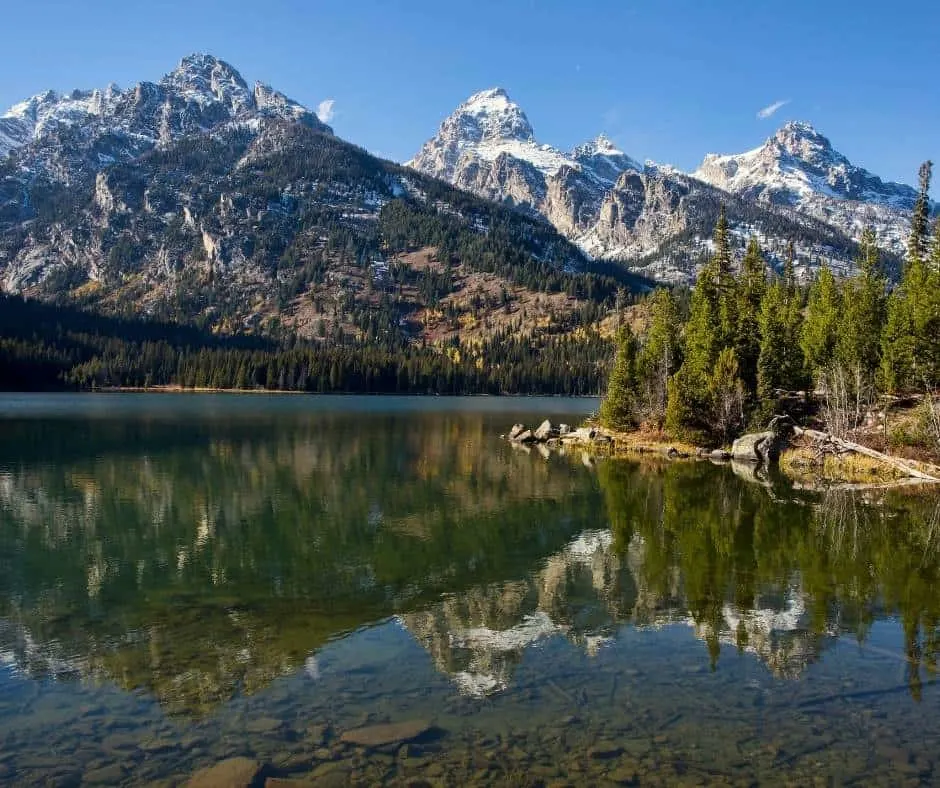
[[0, 394, 939, 786]]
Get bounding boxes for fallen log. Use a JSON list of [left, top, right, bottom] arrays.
[[793, 427, 940, 482]]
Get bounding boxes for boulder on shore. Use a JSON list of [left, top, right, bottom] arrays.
[[561, 427, 597, 442], [731, 431, 785, 465], [534, 419, 559, 440], [508, 424, 525, 441], [732, 415, 796, 465]]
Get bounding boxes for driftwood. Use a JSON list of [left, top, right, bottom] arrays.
[[790, 477, 940, 493], [793, 427, 940, 483]]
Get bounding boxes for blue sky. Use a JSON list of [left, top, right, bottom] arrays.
[[2, 0, 938, 192]]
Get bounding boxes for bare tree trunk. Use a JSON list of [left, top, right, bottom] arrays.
[[794, 427, 940, 482]]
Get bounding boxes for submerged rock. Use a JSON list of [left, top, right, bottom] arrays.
[[184, 757, 261, 788], [340, 719, 431, 748]]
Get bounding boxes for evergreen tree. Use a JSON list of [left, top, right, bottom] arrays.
[[713, 205, 734, 287], [666, 256, 722, 439], [599, 323, 639, 430], [735, 237, 767, 398], [930, 216, 940, 275], [908, 161, 933, 264], [756, 279, 788, 406], [883, 164, 940, 393], [800, 265, 841, 377], [712, 205, 739, 349], [635, 289, 682, 427], [836, 227, 886, 378], [782, 258, 808, 390], [709, 347, 745, 444], [783, 240, 797, 298]]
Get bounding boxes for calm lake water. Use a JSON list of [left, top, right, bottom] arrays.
[[1, 394, 940, 786]]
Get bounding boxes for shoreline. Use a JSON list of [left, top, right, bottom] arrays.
[[4, 387, 603, 398], [510, 420, 940, 490]]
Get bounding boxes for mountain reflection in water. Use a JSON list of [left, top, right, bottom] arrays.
[[0, 395, 939, 785]]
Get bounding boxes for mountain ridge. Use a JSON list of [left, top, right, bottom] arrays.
[[0, 55, 645, 365], [408, 87, 892, 282], [692, 120, 920, 255]]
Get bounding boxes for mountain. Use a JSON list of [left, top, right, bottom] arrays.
[[408, 92, 909, 283], [0, 53, 326, 164], [407, 88, 642, 240], [693, 121, 919, 255], [0, 57, 636, 349]]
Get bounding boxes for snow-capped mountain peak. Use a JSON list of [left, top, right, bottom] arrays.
[[571, 134, 642, 182], [406, 87, 556, 181], [572, 133, 622, 158], [769, 120, 842, 167], [160, 53, 253, 115], [448, 87, 535, 143], [0, 50, 337, 226], [693, 121, 919, 255]]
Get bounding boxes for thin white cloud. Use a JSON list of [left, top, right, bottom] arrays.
[[757, 99, 790, 120], [316, 99, 336, 123]]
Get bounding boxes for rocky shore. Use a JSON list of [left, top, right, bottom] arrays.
[[506, 417, 940, 489]]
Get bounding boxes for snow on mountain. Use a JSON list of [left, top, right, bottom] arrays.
[[407, 87, 577, 181], [408, 87, 644, 249], [693, 121, 918, 255], [571, 134, 642, 184], [409, 95, 872, 283], [0, 53, 329, 175]]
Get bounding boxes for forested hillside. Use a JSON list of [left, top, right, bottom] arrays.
[[600, 162, 940, 456], [0, 292, 610, 394]]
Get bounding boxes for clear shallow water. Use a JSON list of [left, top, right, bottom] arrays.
[[0, 394, 939, 786]]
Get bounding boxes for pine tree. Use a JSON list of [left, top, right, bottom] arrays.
[[908, 161, 933, 264], [709, 347, 745, 444], [837, 227, 886, 378], [599, 323, 639, 430], [783, 240, 797, 299], [713, 205, 734, 287], [666, 257, 721, 439], [735, 237, 767, 398], [635, 289, 682, 427], [930, 216, 940, 275], [800, 265, 841, 377], [883, 164, 940, 393], [757, 280, 788, 406], [712, 205, 738, 349]]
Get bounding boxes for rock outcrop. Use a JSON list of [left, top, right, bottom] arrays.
[[731, 416, 796, 466]]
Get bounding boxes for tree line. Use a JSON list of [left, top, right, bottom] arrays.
[[600, 161, 940, 446], [0, 292, 610, 395]]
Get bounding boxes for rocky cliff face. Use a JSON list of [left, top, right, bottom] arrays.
[[693, 121, 920, 255], [407, 89, 642, 242], [0, 58, 605, 333], [0, 53, 327, 165], [409, 95, 913, 282]]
